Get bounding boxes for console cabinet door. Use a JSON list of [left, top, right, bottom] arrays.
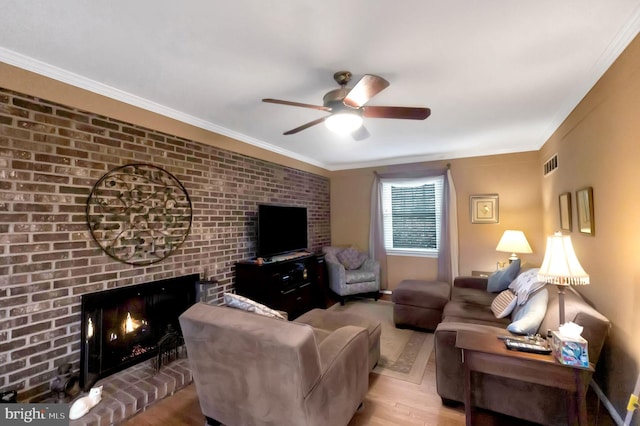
[[235, 255, 321, 319]]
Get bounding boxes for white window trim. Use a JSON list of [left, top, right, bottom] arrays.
[[386, 248, 439, 258], [381, 176, 443, 258]]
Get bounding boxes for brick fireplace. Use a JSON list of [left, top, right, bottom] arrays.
[[0, 87, 331, 401], [80, 274, 198, 390]]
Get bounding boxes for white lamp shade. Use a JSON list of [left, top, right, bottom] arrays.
[[324, 112, 363, 134], [495, 230, 533, 254], [537, 232, 590, 286]]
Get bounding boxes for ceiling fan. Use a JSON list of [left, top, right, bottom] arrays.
[[262, 71, 431, 140]]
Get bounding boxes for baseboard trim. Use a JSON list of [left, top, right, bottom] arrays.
[[591, 379, 624, 425]]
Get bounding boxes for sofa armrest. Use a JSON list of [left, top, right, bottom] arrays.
[[573, 311, 610, 366], [434, 321, 510, 402], [453, 276, 489, 290], [361, 258, 380, 284], [316, 325, 368, 371], [325, 259, 346, 291], [305, 325, 369, 424], [325, 258, 346, 275]]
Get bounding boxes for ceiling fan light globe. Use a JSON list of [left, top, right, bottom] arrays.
[[324, 112, 363, 135]]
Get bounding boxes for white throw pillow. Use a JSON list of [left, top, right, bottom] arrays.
[[490, 289, 517, 318], [223, 293, 286, 320], [508, 268, 545, 305], [507, 287, 549, 335]]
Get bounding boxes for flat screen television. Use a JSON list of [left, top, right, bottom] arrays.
[[258, 204, 308, 258]]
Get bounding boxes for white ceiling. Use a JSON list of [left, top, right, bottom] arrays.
[[1, 1, 639, 170]]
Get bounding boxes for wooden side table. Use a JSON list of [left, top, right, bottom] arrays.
[[455, 330, 594, 426]]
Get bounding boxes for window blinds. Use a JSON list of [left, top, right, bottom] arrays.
[[381, 176, 443, 255]]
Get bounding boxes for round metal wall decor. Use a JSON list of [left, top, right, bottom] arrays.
[[86, 164, 193, 265]]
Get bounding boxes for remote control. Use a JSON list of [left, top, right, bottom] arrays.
[[498, 334, 546, 345], [498, 335, 528, 342], [504, 339, 552, 354]]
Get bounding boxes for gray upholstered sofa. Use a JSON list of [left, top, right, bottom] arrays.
[[434, 275, 610, 425], [179, 303, 376, 426]]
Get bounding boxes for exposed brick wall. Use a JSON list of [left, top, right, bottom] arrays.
[[0, 88, 330, 401]]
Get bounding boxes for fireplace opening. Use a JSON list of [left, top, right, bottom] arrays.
[[80, 274, 198, 389]]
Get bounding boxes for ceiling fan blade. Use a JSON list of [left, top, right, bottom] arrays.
[[263, 98, 331, 112], [283, 116, 328, 135], [352, 126, 370, 141], [363, 106, 431, 120], [343, 74, 390, 107]]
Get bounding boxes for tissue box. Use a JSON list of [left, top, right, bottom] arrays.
[[550, 331, 589, 367]]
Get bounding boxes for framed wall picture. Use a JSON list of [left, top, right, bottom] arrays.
[[559, 192, 572, 231], [470, 194, 499, 224], [576, 187, 594, 235]]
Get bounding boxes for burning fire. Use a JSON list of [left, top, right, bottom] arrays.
[[122, 312, 148, 334], [124, 312, 139, 333], [87, 318, 94, 339]]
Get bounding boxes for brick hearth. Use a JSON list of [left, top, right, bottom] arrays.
[[69, 357, 192, 426]]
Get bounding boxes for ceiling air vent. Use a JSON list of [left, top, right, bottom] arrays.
[[544, 154, 558, 176]]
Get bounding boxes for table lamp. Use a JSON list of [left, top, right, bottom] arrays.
[[537, 232, 590, 325], [496, 230, 533, 263]]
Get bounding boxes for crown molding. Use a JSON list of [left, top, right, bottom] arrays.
[[0, 47, 328, 170], [2, 2, 639, 173], [535, 5, 640, 150]]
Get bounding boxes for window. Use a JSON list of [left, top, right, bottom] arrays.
[[381, 176, 444, 257]]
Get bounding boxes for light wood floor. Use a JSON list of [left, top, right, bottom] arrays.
[[123, 350, 615, 426]]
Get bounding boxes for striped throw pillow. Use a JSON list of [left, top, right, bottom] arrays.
[[491, 289, 517, 318]]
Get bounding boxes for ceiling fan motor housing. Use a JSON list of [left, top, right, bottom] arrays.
[[323, 88, 360, 114]]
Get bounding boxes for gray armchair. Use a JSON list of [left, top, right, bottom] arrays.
[[179, 303, 369, 426], [322, 246, 380, 305]]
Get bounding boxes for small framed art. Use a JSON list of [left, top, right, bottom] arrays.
[[470, 194, 499, 224], [576, 187, 594, 235], [559, 192, 572, 231]]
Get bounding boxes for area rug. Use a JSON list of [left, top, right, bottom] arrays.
[[328, 299, 433, 384]]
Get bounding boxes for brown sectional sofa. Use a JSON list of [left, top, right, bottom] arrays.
[[434, 275, 610, 425]]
